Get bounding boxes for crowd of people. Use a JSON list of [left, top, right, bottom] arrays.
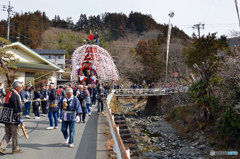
[[129, 83, 155, 89], [0, 81, 109, 154], [113, 80, 155, 90]]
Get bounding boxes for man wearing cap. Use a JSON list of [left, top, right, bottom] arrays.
[[58, 88, 82, 148], [46, 83, 58, 130], [40, 84, 48, 117]]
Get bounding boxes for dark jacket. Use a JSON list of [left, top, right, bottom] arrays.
[[33, 90, 41, 108], [107, 85, 110, 90], [40, 89, 47, 105], [94, 34, 99, 39], [9, 91, 22, 114], [40, 89, 48, 99], [2, 91, 22, 125], [49, 88, 58, 111], [0, 88, 6, 98], [93, 87, 97, 98], [97, 87, 106, 100], [73, 88, 79, 96], [49, 88, 56, 102], [33, 90, 41, 99], [88, 87, 93, 98], [77, 90, 88, 109]]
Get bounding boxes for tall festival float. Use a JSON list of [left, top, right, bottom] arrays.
[[71, 34, 119, 85]]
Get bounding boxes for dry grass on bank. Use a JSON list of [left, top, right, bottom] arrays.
[[165, 105, 199, 138], [110, 94, 122, 114], [165, 104, 240, 151]]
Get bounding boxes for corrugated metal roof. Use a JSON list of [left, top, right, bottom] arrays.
[[33, 49, 66, 55], [14, 62, 58, 71], [5, 42, 65, 73]]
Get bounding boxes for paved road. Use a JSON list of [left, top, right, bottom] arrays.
[[0, 106, 108, 159]]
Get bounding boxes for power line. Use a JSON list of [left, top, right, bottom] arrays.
[[203, 0, 214, 23]]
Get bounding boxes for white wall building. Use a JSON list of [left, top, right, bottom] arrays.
[[0, 42, 64, 88], [33, 49, 66, 80]]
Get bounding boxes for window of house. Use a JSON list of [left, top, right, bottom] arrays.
[[42, 55, 55, 59], [25, 72, 35, 84], [58, 56, 64, 59], [58, 64, 64, 69], [58, 73, 61, 79], [42, 55, 48, 59], [46, 55, 55, 59]]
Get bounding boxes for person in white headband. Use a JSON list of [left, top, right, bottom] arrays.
[[58, 88, 82, 148]]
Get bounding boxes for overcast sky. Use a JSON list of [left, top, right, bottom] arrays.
[[0, 0, 239, 38]]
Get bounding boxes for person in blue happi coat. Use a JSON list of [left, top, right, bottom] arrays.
[[46, 83, 58, 130], [58, 88, 82, 148]]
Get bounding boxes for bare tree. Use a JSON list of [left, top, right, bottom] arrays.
[[116, 49, 150, 85]]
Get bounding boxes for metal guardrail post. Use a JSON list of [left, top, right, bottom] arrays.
[[111, 114, 114, 122], [125, 147, 130, 158], [106, 90, 129, 159], [116, 125, 119, 134]]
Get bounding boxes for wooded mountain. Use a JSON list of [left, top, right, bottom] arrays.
[[0, 11, 50, 48], [0, 11, 189, 49], [0, 11, 192, 83]]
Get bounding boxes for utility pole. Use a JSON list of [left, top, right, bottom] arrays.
[[192, 22, 204, 38], [165, 11, 174, 83], [2, 1, 15, 41], [234, 0, 240, 28]]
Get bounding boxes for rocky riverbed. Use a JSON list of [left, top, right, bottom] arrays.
[[121, 103, 211, 159]]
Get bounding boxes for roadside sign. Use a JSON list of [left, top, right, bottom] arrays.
[[173, 72, 178, 77]]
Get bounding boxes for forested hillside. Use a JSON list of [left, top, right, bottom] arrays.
[[0, 11, 189, 49], [0, 11, 191, 84]]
